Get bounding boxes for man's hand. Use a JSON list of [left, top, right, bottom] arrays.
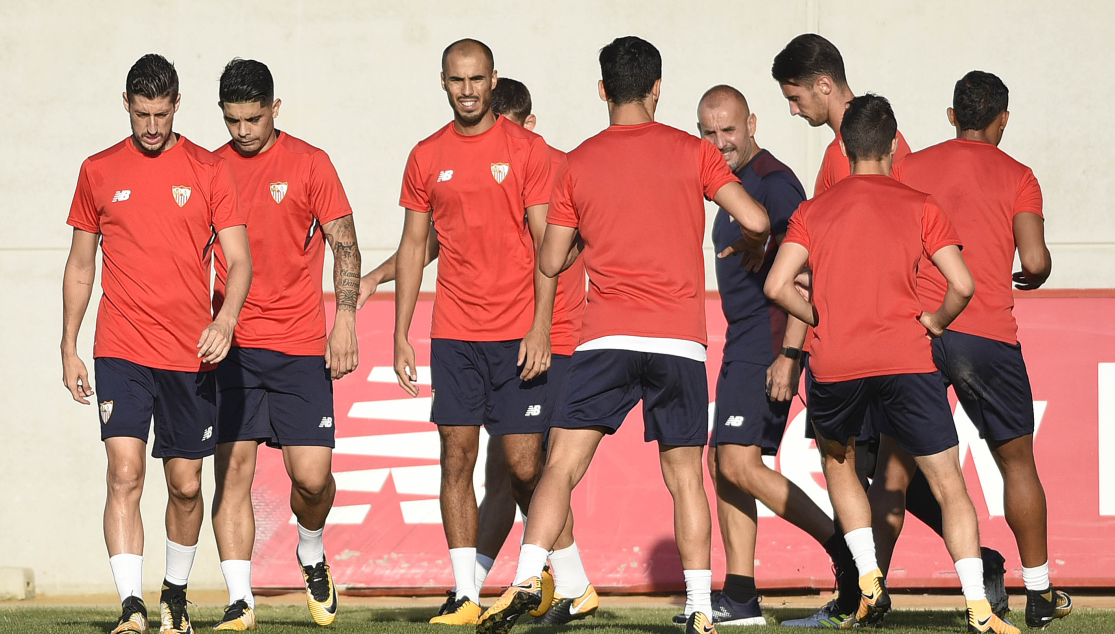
[[358, 272, 381, 309], [919, 311, 946, 339], [717, 236, 766, 273], [62, 350, 94, 404], [1013, 270, 1043, 291], [394, 338, 419, 397], [766, 355, 801, 402], [197, 318, 235, 364], [518, 327, 551, 381], [326, 316, 359, 380]]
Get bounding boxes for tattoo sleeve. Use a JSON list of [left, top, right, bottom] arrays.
[[324, 215, 362, 312]]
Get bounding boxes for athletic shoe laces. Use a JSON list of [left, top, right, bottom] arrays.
[[164, 592, 188, 629], [304, 561, 332, 602], [119, 597, 146, 623], [222, 599, 250, 621]]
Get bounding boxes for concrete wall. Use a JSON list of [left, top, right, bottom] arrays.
[[1, 0, 1111, 595]]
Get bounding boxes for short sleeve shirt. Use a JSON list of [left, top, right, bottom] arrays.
[[545, 145, 587, 356], [814, 130, 912, 196]]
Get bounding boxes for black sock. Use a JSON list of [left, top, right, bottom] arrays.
[[823, 533, 860, 611], [161, 580, 187, 596], [723, 574, 757, 604]]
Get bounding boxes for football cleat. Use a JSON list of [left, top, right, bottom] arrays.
[[477, 576, 548, 634], [532, 584, 599, 625], [429, 596, 481, 625], [854, 572, 891, 627], [1025, 587, 1072, 629], [159, 583, 194, 634], [982, 547, 1010, 618], [539, 565, 555, 616], [214, 600, 257, 631], [685, 611, 717, 634], [110, 596, 148, 634], [777, 598, 853, 628], [967, 599, 1020, 633], [672, 592, 764, 626], [436, 590, 458, 616], [298, 552, 338, 626]]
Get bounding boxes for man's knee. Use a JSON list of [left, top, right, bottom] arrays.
[[167, 474, 202, 502], [713, 445, 768, 493], [107, 459, 145, 499], [441, 437, 479, 482], [291, 469, 333, 501]]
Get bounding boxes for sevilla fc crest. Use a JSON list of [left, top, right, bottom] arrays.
[[491, 163, 510, 184], [171, 186, 192, 207], [99, 400, 113, 424], [270, 182, 288, 204]]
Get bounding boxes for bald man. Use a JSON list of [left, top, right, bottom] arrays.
[[692, 85, 860, 627], [392, 39, 558, 625]]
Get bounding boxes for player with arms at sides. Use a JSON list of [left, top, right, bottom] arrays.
[[359, 76, 596, 623], [392, 39, 561, 625], [477, 36, 770, 634], [61, 54, 252, 634], [682, 84, 858, 627], [208, 58, 362, 630], [764, 94, 1020, 634], [871, 70, 1070, 630]]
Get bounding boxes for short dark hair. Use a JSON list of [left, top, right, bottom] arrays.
[[771, 34, 847, 87], [599, 36, 661, 105], [840, 94, 897, 162], [952, 71, 1009, 131], [219, 58, 274, 105], [441, 38, 494, 73], [126, 54, 178, 101], [491, 77, 532, 122]]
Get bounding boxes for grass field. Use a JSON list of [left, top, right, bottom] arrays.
[[0, 604, 1097, 634]]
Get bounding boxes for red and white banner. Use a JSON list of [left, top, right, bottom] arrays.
[[250, 295, 1115, 592]]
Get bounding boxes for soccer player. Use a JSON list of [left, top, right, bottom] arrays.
[[477, 37, 770, 634], [872, 71, 1071, 629], [392, 39, 560, 625], [764, 94, 1019, 634], [686, 84, 858, 626], [61, 54, 251, 634], [209, 58, 361, 630]]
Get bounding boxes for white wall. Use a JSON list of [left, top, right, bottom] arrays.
[[1, 0, 1111, 594]]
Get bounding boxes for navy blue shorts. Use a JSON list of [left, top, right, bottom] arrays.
[[808, 372, 958, 456], [711, 361, 791, 455], [543, 354, 572, 426], [430, 339, 549, 436], [215, 347, 335, 448], [803, 354, 878, 444], [932, 330, 1035, 442], [94, 357, 217, 459], [551, 350, 708, 446]]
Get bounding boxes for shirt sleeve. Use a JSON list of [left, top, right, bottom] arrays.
[[308, 150, 354, 225], [698, 138, 739, 200], [399, 145, 431, 213], [546, 158, 579, 228], [1014, 169, 1043, 218], [782, 202, 810, 251], [67, 160, 100, 233], [764, 172, 807, 237], [922, 195, 962, 258], [521, 135, 553, 207], [209, 159, 244, 231]]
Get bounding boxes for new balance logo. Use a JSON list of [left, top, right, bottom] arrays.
[[437, 170, 454, 182], [525, 405, 542, 417], [725, 415, 745, 427], [319, 417, 334, 428], [202, 426, 213, 441], [111, 190, 131, 202]]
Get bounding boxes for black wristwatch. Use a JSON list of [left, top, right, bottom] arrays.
[[780, 346, 803, 360]]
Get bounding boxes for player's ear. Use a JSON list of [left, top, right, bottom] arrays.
[[122, 92, 131, 113], [946, 107, 957, 128], [271, 98, 282, 119], [748, 112, 757, 136], [889, 136, 898, 156], [173, 93, 181, 113], [999, 110, 1009, 132], [838, 139, 847, 158], [598, 80, 607, 103], [651, 78, 662, 101], [524, 114, 536, 131], [440, 71, 447, 92], [817, 75, 832, 96]]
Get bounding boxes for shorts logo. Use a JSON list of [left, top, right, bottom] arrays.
[[524, 405, 542, 417], [171, 186, 192, 207], [437, 170, 454, 182], [99, 401, 113, 424], [202, 426, 213, 441], [490, 163, 510, 184], [319, 417, 334, 428], [269, 182, 288, 204], [111, 190, 131, 202], [725, 415, 745, 427]]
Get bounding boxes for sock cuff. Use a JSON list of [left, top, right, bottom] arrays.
[[476, 553, 495, 570], [449, 547, 478, 556], [296, 523, 325, 537], [165, 540, 198, 554], [549, 542, 580, 559], [683, 569, 713, 581], [109, 553, 143, 563]]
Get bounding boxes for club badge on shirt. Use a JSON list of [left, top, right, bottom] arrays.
[[270, 182, 288, 204], [491, 163, 509, 184], [171, 186, 192, 207]]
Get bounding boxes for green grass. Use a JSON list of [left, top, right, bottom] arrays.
[[0, 605, 1095, 634]]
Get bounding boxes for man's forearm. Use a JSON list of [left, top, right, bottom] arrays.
[[530, 269, 557, 333], [333, 242, 362, 315], [781, 315, 809, 350], [932, 286, 971, 331], [774, 285, 816, 327], [61, 267, 95, 352], [394, 242, 425, 341], [215, 261, 252, 325]]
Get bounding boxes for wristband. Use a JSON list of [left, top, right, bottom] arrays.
[[780, 346, 803, 360]]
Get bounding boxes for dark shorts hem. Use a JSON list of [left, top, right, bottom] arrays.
[[152, 446, 215, 460], [649, 434, 708, 447], [432, 418, 485, 427], [548, 419, 616, 433], [266, 438, 336, 449]]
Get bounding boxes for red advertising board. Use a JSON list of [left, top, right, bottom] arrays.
[[250, 296, 1115, 592]]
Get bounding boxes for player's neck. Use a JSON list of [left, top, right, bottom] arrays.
[[955, 129, 994, 144], [454, 110, 498, 136], [850, 157, 892, 176], [608, 102, 654, 127], [826, 86, 855, 133]]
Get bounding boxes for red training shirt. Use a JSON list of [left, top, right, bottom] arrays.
[[67, 136, 244, 372], [547, 122, 737, 346], [214, 132, 353, 356], [546, 145, 586, 356], [895, 139, 1043, 344], [814, 130, 912, 196], [783, 175, 961, 382], [401, 116, 552, 341]]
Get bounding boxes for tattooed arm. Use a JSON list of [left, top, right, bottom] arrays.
[[323, 214, 362, 379]]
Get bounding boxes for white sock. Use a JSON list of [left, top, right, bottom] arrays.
[[683, 569, 713, 617], [512, 543, 550, 586], [296, 523, 325, 567], [164, 540, 197, 587], [220, 560, 254, 608], [475, 553, 495, 592], [1021, 562, 1050, 592], [844, 528, 879, 577], [109, 553, 143, 602], [550, 542, 590, 598], [955, 557, 986, 602], [450, 548, 478, 603]]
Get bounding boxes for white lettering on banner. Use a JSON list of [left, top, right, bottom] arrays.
[[1100, 364, 1115, 515]]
